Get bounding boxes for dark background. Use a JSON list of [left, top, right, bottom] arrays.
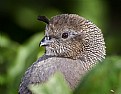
[[0, 0, 121, 94]]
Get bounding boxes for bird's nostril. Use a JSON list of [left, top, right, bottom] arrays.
[[43, 36, 51, 41], [47, 36, 51, 40]]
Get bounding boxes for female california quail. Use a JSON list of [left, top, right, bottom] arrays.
[[19, 14, 106, 94]]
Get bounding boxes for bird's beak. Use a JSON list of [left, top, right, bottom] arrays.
[[39, 36, 51, 47]]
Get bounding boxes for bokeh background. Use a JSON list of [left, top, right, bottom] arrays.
[[0, 0, 121, 94]]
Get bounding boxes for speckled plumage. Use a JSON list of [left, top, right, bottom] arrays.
[[19, 14, 106, 94]]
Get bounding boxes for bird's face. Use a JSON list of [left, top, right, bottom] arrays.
[[40, 24, 83, 59], [39, 14, 106, 62]]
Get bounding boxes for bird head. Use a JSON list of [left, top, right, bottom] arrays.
[[38, 14, 106, 64]]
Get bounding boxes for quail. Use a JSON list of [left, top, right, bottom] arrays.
[[19, 14, 106, 94]]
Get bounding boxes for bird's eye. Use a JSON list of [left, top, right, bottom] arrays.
[[62, 33, 68, 39]]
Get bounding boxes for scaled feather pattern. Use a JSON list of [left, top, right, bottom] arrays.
[[19, 14, 106, 94]]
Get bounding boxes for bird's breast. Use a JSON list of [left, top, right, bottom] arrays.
[[36, 57, 87, 89]]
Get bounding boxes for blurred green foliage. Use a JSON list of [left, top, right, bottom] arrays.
[[0, 0, 121, 94], [74, 56, 121, 94]]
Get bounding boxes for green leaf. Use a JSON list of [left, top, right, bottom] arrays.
[[74, 56, 121, 94], [29, 72, 72, 94]]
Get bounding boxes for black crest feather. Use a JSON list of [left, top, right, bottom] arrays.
[[37, 16, 49, 24]]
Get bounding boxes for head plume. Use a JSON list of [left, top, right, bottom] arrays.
[[38, 16, 49, 24]]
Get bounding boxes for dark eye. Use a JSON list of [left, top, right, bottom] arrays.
[[62, 33, 68, 39]]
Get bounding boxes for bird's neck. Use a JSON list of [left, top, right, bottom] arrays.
[[45, 45, 102, 70], [45, 50, 99, 71], [43, 54, 98, 72]]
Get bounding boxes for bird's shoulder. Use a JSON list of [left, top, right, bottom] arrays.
[[23, 55, 84, 81]]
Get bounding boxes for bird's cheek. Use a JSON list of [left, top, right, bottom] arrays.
[[47, 41, 57, 49]]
